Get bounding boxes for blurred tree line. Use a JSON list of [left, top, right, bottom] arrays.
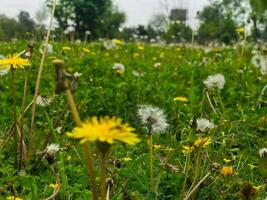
[[0, 0, 266, 44]]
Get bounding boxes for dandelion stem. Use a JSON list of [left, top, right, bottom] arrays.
[[180, 154, 191, 199], [100, 152, 107, 200], [19, 69, 28, 167], [11, 66, 18, 168], [29, 0, 57, 156], [148, 134, 154, 191], [58, 63, 98, 200], [206, 90, 217, 114]]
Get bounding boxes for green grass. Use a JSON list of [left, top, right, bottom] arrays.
[[0, 41, 266, 199]]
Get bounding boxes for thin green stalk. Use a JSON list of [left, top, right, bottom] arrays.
[[180, 154, 191, 199], [11, 66, 18, 168], [216, 90, 225, 117], [19, 69, 28, 167], [206, 90, 217, 114], [148, 134, 154, 190], [29, 0, 57, 155], [100, 152, 107, 200]]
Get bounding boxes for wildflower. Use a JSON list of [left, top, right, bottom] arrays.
[[235, 27, 245, 33], [194, 137, 212, 148], [67, 116, 140, 145], [62, 46, 71, 51], [112, 63, 125, 74], [220, 166, 233, 176], [137, 105, 169, 134], [258, 148, 267, 158], [223, 158, 232, 163], [153, 144, 161, 150], [196, 118, 215, 132], [203, 74, 225, 90], [173, 96, 188, 102], [132, 70, 145, 77], [55, 127, 62, 134], [46, 144, 60, 157], [64, 26, 75, 34], [67, 155, 72, 161], [182, 145, 194, 154], [103, 40, 116, 50], [253, 185, 263, 191], [112, 39, 123, 46], [154, 62, 161, 68], [0, 55, 30, 70], [36, 95, 52, 107], [39, 43, 53, 54], [137, 44, 144, 51], [123, 157, 132, 162], [248, 164, 257, 170], [6, 196, 23, 200], [74, 72, 82, 79], [82, 48, 91, 53], [85, 30, 91, 35], [49, 183, 60, 189]]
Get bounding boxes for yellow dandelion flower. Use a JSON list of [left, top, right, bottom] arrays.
[[49, 183, 59, 189], [123, 157, 132, 162], [194, 137, 212, 148], [67, 116, 140, 145], [253, 185, 263, 191], [112, 39, 123, 45], [6, 196, 23, 200], [235, 27, 245, 33], [176, 47, 182, 52], [62, 46, 71, 51], [173, 96, 188, 102], [220, 166, 233, 176], [223, 158, 232, 163], [137, 45, 144, 51], [0, 55, 30, 70], [153, 144, 161, 150], [67, 155, 72, 161], [182, 145, 194, 154], [82, 48, 91, 53]]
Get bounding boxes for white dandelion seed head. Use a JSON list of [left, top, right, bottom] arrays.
[[74, 72, 82, 79], [132, 70, 145, 77], [196, 118, 215, 132], [112, 63, 125, 72], [103, 40, 116, 50], [137, 105, 169, 133], [154, 62, 161, 68], [36, 95, 52, 107], [203, 74, 225, 90], [259, 148, 267, 158], [46, 143, 60, 156], [39, 43, 53, 55], [251, 54, 267, 75]]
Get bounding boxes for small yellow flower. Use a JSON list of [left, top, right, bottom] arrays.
[[220, 166, 233, 176], [62, 46, 71, 51], [6, 196, 23, 200], [182, 145, 194, 154], [194, 137, 212, 148], [137, 44, 144, 51], [67, 155, 72, 161], [116, 69, 124, 75], [173, 96, 188, 102], [153, 144, 161, 150], [123, 157, 132, 162], [235, 27, 245, 33], [253, 185, 263, 191], [112, 39, 123, 45], [133, 53, 140, 58], [223, 158, 232, 163], [49, 183, 59, 189], [82, 48, 91, 53], [248, 164, 257, 170], [0, 55, 30, 70], [67, 116, 140, 145], [176, 47, 182, 52]]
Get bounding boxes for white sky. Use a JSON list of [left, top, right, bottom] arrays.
[[0, 0, 210, 28]]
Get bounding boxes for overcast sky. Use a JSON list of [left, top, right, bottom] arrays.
[[0, 0, 209, 28]]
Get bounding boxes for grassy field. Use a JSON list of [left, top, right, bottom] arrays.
[[0, 41, 266, 199]]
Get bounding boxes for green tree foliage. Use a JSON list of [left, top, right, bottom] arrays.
[[197, 2, 238, 44], [164, 22, 193, 43], [49, 0, 125, 38], [0, 15, 24, 40]]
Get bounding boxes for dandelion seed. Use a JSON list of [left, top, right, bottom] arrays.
[[196, 118, 215, 132], [46, 144, 60, 157], [154, 62, 161, 68], [67, 116, 140, 145], [220, 166, 233, 176], [132, 70, 144, 77], [137, 105, 168, 134], [74, 72, 82, 79], [203, 74, 225, 90], [39, 43, 53, 55], [36, 95, 52, 107], [251, 54, 267, 75], [112, 63, 125, 74]]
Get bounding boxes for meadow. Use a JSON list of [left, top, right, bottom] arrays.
[[0, 40, 266, 200]]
